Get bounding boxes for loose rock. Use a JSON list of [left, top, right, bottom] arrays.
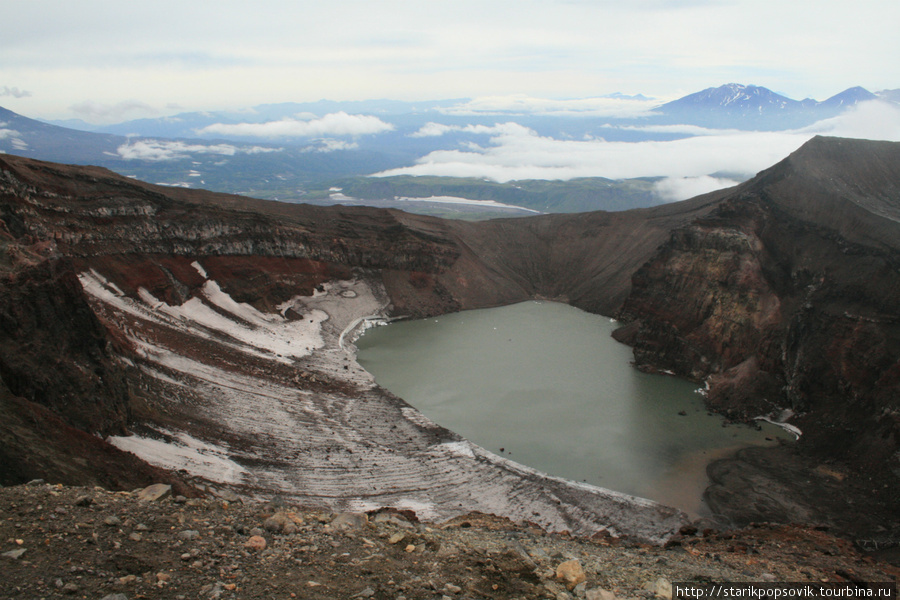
[[331, 512, 368, 530], [556, 559, 587, 590], [244, 535, 267, 551], [136, 483, 172, 502]]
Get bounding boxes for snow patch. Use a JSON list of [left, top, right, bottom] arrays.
[[754, 416, 802, 440], [191, 261, 208, 279], [79, 270, 326, 363], [435, 440, 476, 459], [109, 429, 249, 484]]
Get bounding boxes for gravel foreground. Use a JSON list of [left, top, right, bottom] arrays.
[[1, 482, 897, 600]]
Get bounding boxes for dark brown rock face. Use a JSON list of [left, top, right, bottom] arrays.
[[615, 137, 900, 475], [0, 258, 130, 435]]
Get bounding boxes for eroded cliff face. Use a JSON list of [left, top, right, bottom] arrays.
[[614, 137, 900, 482]]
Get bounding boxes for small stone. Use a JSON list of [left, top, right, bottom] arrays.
[[245, 535, 267, 551], [445, 583, 462, 594], [129, 532, 142, 542], [586, 588, 618, 600], [136, 483, 172, 502], [101, 594, 129, 600], [372, 512, 414, 529], [645, 577, 673, 600], [118, 574, 137, 585], [388, 532, 406, 545], [157, 572, 172, 583], [249, 527, 265, 537], [26, 478, 45, 486], [556, 559, 586, 591], [74, 495, 93, 507], [62, 582, 79, 594], [178, 529, 200, 541], [264, 512, 292, 532], [331, 512, 368, 530], [356, 587, 376, 598], [104, 515, 122, 526], [404, 544, 416, 553], [135, 523, 150, 531], [214, 488, 241, 502], [173, 495, 187, 503], [2, 548, 26, 560]]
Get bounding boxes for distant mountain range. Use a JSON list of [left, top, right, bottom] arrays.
[[1, 84, 897, 216], [656, 83, 886, 128]]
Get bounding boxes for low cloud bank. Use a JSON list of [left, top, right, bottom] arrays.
[[378, 125, 803, 182], [300, 139, 359, 153], [114, 140, 281, 161], [377, 101, 900, 187], [798, 99, 900, 140], [653, 176, 742, 202], [0, 125, 28, 150], [197, 112, 394, 139]]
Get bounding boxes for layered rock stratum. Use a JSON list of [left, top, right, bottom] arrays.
[[0, 136, 897, 545]]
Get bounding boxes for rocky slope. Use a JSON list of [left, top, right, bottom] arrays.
[[0, 136, 898, 544], [2, 482, 897, 600]]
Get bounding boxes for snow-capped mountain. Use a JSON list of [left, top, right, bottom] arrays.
[[656, 83, 885, 129]]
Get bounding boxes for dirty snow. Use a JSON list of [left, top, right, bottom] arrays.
[[109, 429, 249, 484]]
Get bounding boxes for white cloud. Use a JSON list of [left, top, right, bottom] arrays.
[[0, 86, 31, 98], [115, 140, 281, 161], [197, 112, 394, 138], [300, 139, 360, 153], [0, 127, 28, 150], [378, 101, 900, 184], [410, 122, 456, 138], [612, 123, 744, 136], [437, 94, 661, 117], [798, 100, 900, 141], [376, 125, 805, 182], [69, 100, 156, 122], [410, 121, 532, 138], [653, 176, 741, 202]]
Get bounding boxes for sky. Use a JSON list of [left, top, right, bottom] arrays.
[[2, 0, 898, 123]]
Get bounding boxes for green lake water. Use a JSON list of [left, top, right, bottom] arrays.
[[356, 301, 786, 516]]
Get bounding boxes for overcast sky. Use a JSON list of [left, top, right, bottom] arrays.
[[1, 0, 898, 122]]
